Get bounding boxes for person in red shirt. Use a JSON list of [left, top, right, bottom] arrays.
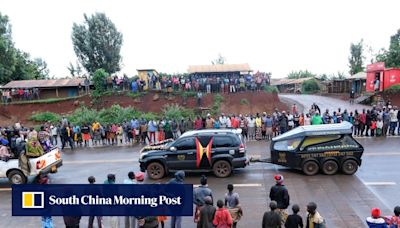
[[194, 116, 203, 130], [231, 115, 239, 129], [213, 200, 233, 228]]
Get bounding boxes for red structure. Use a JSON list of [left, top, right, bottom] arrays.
[[366, 62, 400, 92]]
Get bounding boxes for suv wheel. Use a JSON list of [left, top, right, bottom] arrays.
[[322, 160, 339, 175], [213, 160, 232, 178], [302, 160, 319, 176], [147, 162, 165, 180], [8, 170, 27, 184], [342, 159, 358, 175]]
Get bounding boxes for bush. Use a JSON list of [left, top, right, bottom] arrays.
[[384, 84, 400, 94], [264, 85, 279, 93], [211, 94, 224, 116], [162, 103, 194, 120], [30, 112, 61, 123], [301, 79, 320, 94], [181, 91, 197, 98], [69, 106, 99, 126], [240, 98, 249, 105]]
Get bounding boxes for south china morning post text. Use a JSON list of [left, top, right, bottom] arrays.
[[48, 194, 182, 207], [12, 184, 193, 216]]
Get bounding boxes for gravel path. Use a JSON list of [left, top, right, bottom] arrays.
[[279, 94, 371, 113]]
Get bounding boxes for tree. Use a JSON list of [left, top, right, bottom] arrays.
[[385, 29, 400, 67], [348, 40, 365, 75], [287, 70, 315, 79], [211, 53, 226, 65], [0, 12, 49, 84], [92, 68, 108, 97], [67, 61, 83, 78], [302, 79, 320, 93], [72, 13, 123, 74], [0, 12, 17, 84]]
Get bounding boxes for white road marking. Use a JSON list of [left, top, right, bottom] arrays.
[[0, 188, 11, 191], [194, 183, 262, 188], [63, 159, 136, 164], [364, 152, 400, 156], [363, 182, 397, 186]]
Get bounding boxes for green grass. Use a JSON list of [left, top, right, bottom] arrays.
[[384, 84, 400, 94], [263, 85, 279, 93], [10, 95, 84, 105], [30, 112, 61, 123], [240, 98, 249, 105]]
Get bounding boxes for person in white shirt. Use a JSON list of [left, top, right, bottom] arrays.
[[123, 171, 137, 228], [219, 114, 228, 129], [247, 115, 256, 140]]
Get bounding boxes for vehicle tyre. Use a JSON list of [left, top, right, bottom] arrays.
[[342, 159, 358, 175], [302, 160, 319, 176], [213, 160, 232, 178], [322, 160, 339, 175], [7, 170, 27, 184], [146, 162, 165, 180]]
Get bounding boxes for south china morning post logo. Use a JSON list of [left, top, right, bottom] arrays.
[[13, 184, 193, 216], [22, 192, 44, 209]]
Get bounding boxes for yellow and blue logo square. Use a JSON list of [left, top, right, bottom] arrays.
[[22, 192, 44, 209]]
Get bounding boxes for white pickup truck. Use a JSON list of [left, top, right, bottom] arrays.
[[0, 147, 63, 184]]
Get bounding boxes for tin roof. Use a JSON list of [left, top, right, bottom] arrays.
[[348, 72, 366, 80], [270, 78, 313, 86], [272, 121, 353, 141], [2, 79, 85, 89], [188, 64, 252, 74]]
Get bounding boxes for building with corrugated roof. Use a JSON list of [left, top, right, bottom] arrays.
[[1, 78, 85, 99], [188, 63, 252, 78]]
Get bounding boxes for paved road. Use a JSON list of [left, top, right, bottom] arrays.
[[279, 94, 371, 113], [1, 139, 399, 228]]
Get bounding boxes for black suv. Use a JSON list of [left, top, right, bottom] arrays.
[[139, 129, 248, 179]]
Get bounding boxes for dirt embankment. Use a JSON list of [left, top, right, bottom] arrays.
[[0, 91, 288, 126]]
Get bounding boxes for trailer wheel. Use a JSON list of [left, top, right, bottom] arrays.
[[342, 159, 358, 175], [8, 170, 27, 184], [322, 160, 339, 175], [302, 160, 319, 176]]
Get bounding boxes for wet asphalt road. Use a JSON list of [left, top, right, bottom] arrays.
[[1, 138, 400, 228]]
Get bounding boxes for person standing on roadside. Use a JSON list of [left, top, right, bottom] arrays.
[[104, 174, 119, 228], [285, 204, 303, 228], [197, 196, 216, 228], [167, 171, 185, 228], [88, 176, 103, 228], [213, 200, 233, 228], [193, 175, 213, 223], [269, 175, 290, 224], [262, 201, 281, 228], [225, 184, 242, 228], [306, 202, 325, 228], [124, 172, 137, 228]]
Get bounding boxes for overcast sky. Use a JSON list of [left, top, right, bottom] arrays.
[[1, 0, 399, 78]]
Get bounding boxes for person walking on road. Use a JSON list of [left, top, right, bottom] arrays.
[[285, 204, 303, 228], [225, 184, 242, 228], [197, 196, 216, 228], [194, 175, 213, 223], [213, 199, 233, 228], [87, 176, 103, 228], [387, 206, 400, 227], [269, 175, 290, 224], [262, 201, 281, 228], [306, 202, 325, 228], [167, 170, 185, 228]]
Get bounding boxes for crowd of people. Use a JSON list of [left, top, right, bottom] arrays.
[[1, 87, 41, 104], [38, 172, 400, 228], [1, 100, 400, 159]]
